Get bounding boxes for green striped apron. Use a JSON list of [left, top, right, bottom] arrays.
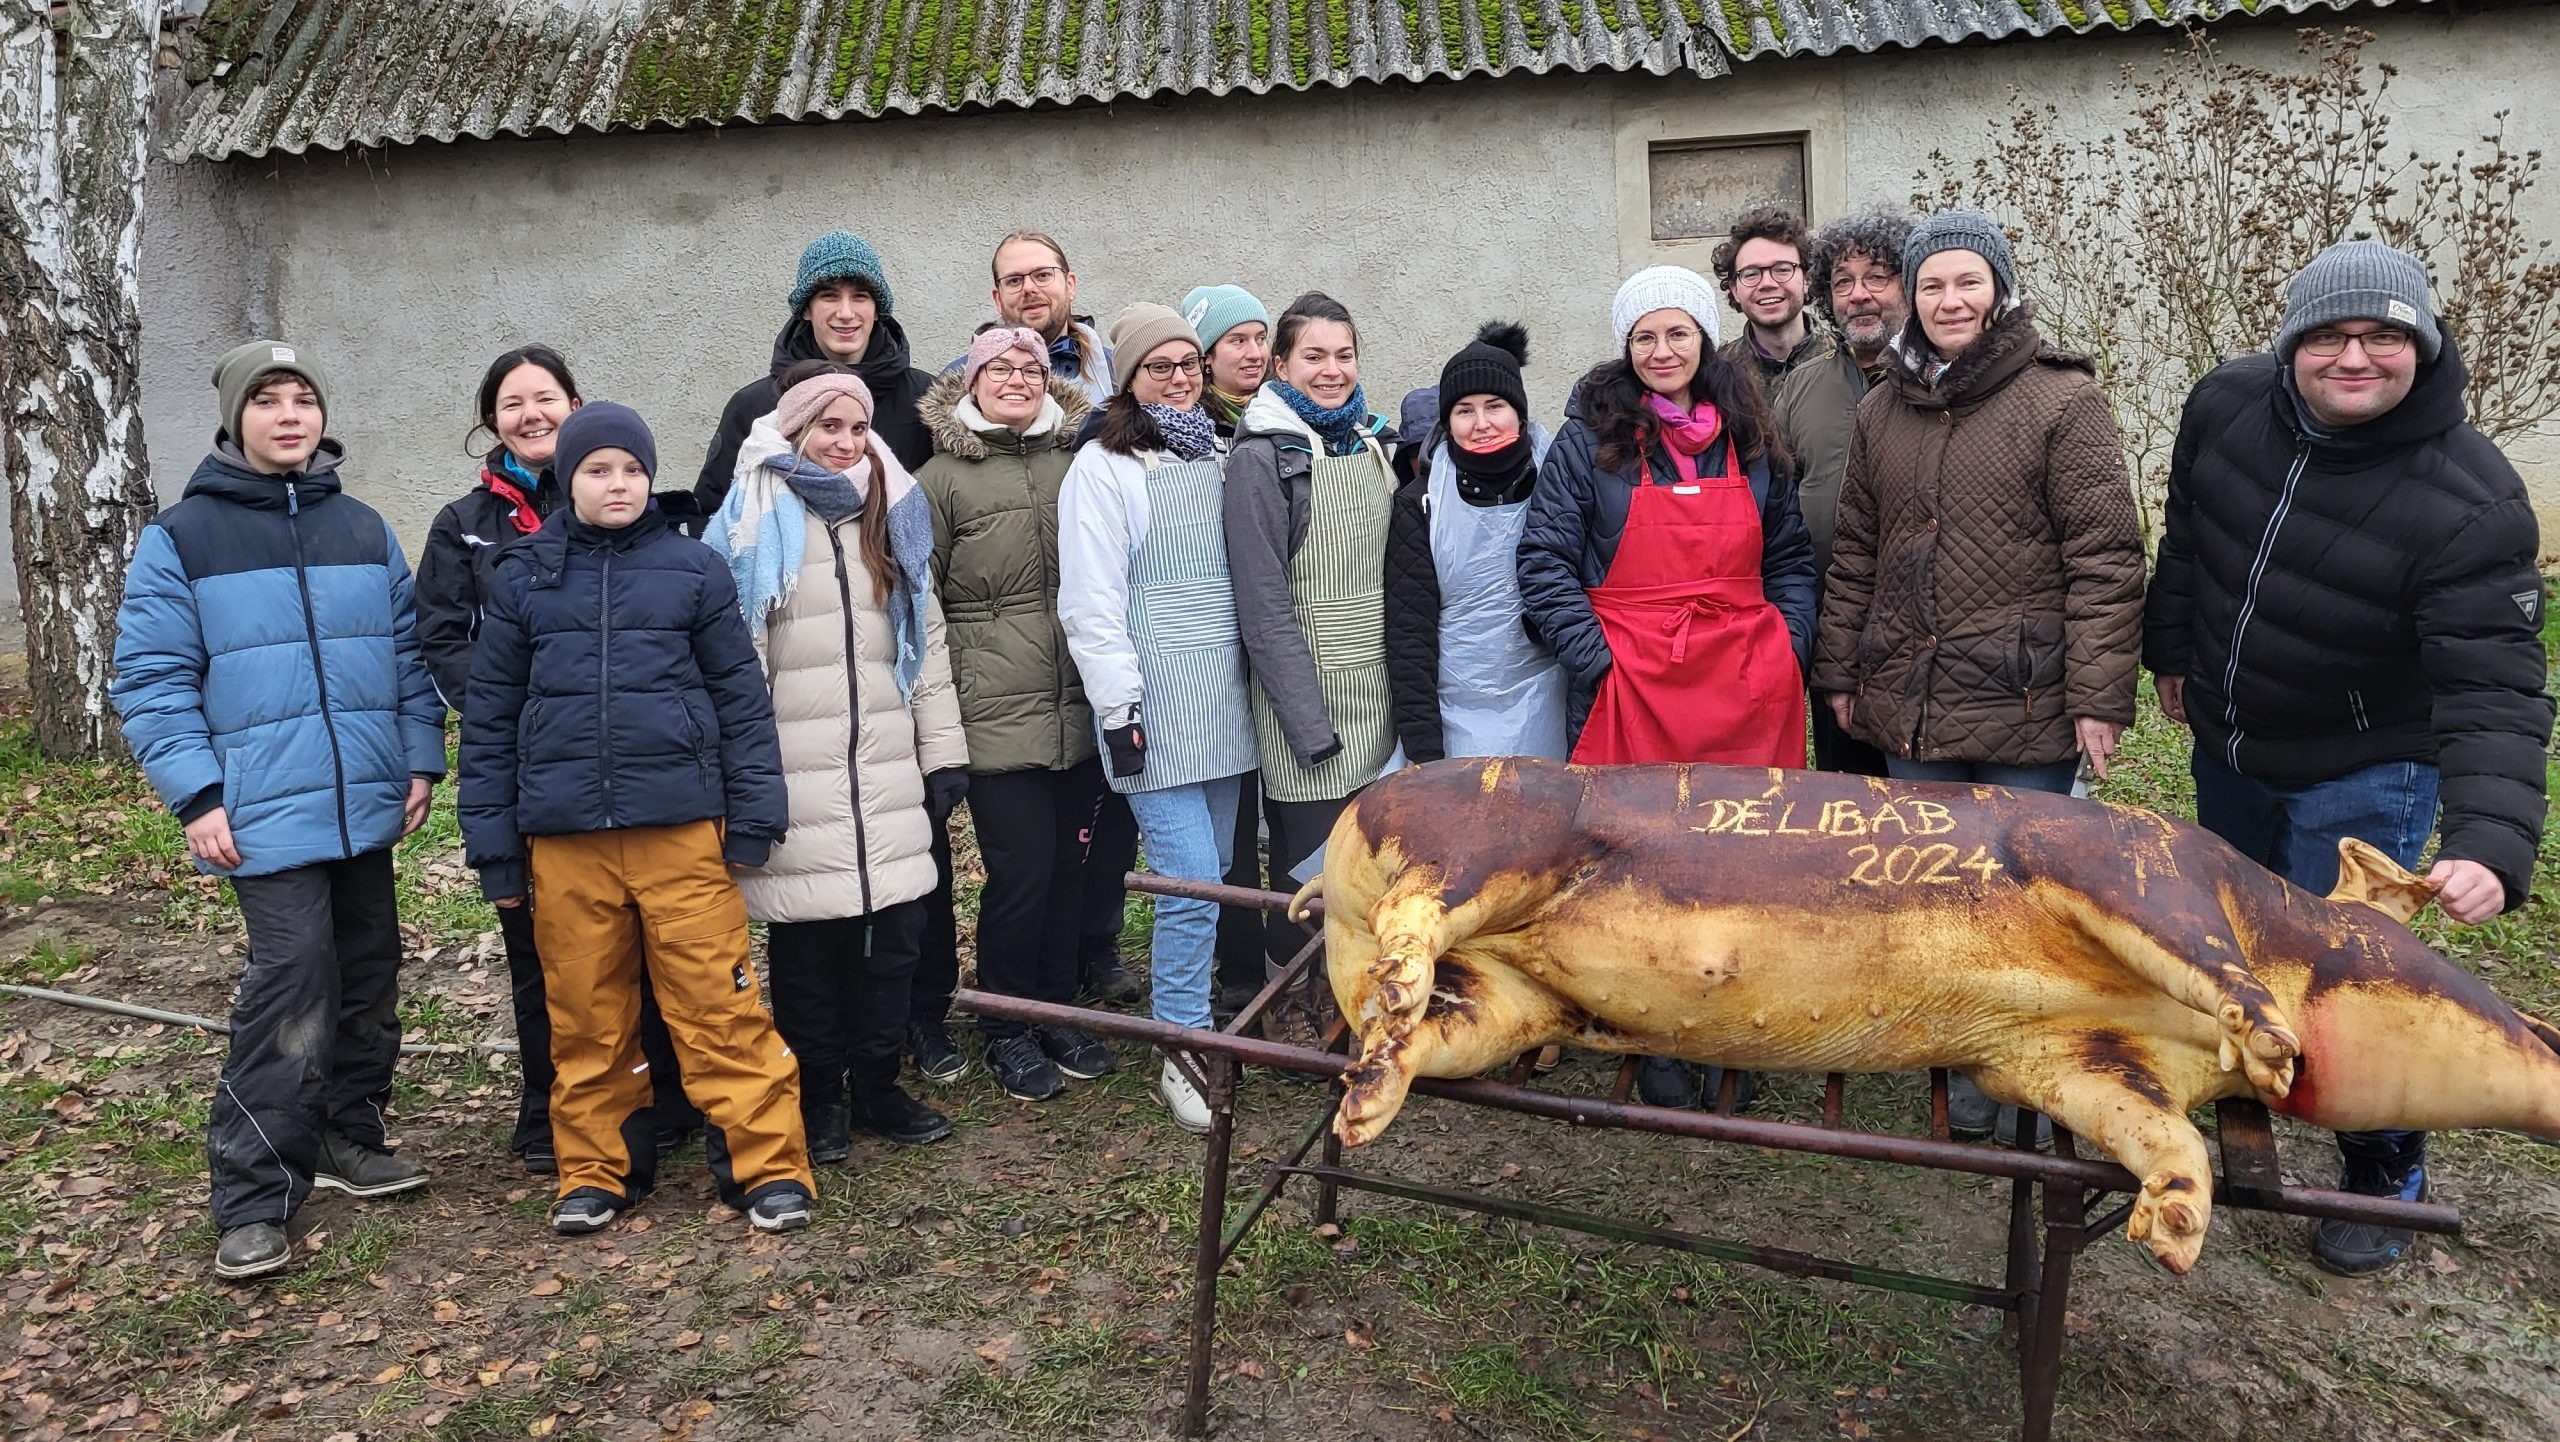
[[1120, 455, 1257, 794], [1253, 443, 1396, 802]]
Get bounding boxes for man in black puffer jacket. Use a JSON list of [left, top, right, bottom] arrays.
[[2144, 241, 2553, 1279]]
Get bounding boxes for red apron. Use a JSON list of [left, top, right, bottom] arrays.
[[1570, 443, 1806, 767]]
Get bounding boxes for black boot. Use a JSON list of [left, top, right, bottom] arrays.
[[803, 1102, 852, 1166], [1635, 1056, 1699, 1109], [852, 1082, 954, 1145], [1078, 934, 1141, 1006]]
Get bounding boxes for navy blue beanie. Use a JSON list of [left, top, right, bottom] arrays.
[[552, 401, 657, 483]]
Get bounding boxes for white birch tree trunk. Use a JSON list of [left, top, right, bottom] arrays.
[[0, 0, 164, 759]]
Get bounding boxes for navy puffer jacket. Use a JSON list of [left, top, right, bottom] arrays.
[[459, 506, 787, 900]]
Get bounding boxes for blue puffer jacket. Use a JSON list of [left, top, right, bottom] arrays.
[[110, 443, 447, 878], [459, 506, 787, 901]]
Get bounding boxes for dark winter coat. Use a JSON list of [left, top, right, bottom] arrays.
[[1720, 325, 1829, 397], [1771, 329, 1872, 583], [110, 443, 447, 878], [2143, 336, 2552, 911], [415, 458, 561, 708], [693, 313, 935, 514], [1515, 397, 1818, 741], [459, 507, 787, 901], [1811, 305, 2145, 767]]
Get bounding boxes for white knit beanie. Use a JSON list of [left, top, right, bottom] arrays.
[[1611, 266, 1723, 351]]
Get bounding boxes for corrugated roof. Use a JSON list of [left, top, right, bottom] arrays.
[[167, 0, 2403, 162]]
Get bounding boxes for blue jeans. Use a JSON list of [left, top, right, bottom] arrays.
[[1883, 756, 2080, 794], [2191, 752, 2441, 1178], [1126, 776, 1245, 1030]]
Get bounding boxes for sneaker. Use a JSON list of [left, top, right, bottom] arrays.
[[313, 1133, 428, 1198], [909, 1016, 967, 1083], [1635, 1056, 1699, 1109], [989, 1032, 1065, 1102], [804, 1102, 852, 1166], [519, 1136, 556, 1176], [213, 1221, 290, 1280], [851, 1084, 954, 1145], [747, 1183, 814, 1234], [1038, 1024, 1116, 1081], [551, 1192, 618, 1236], [2312, 1154, 2430, 1277], [1157, 1058, 1212, 1134], [1079, 935, 1142, 1005]]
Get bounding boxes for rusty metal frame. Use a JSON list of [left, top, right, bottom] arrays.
[[951, 873, 2461, 1442]]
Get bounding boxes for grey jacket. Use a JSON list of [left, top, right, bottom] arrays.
[[1220, 386, 1396, 766]]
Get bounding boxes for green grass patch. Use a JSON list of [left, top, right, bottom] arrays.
[[928, 1318, 1159, 1434], [5, 937, 93, 983]]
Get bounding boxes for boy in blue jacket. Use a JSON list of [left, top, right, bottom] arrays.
[[459, 402, 814, 1237], [110, 341, 448, 1280]]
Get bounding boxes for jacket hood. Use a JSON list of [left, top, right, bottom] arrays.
[[1885, 301, 2086, 408], [2271, 323, 2471, 454], [770, 310, 917, 392], [184, 438, 345, 507], [917, 370, 1093, 461]]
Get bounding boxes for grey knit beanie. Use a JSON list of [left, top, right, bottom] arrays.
[[1901, 210, 2017, 300], [2275, 240, 2441, 361]]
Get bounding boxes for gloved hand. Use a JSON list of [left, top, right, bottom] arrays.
[[1105, 722, 1146, 779], [924, 768, 970, 825]]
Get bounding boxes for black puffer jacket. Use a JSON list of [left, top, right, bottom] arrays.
[[458, 507, 787, 901], [1517, 404, 1818, 740], [692, 313, 934, 513], [416, 459, 561, 708], [2143, 336, 2552, 910]]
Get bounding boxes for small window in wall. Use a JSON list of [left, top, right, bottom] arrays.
[[1648, 138, 1809, 242]]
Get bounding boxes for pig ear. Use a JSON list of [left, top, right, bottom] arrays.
[[2325, 836, 2440, 924]]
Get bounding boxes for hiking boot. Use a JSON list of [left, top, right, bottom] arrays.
[[551, 1191, 619, 1236], [908, 1016, 966, 1083], [1038, 1024, 1116, 1081], [1079, 935, 1142, 1006], [989, 1032, 1065, 1102], [1946, 1074, 2000, 1140], [803, 1102, 852, 1166], [1700, 1067, 1762, 1114], [851, 1084, 953, 1146], [747, 1183, 814, 1234], [213, 1221, 290, 1280], [1157, 1057, 1213, 1134], [1635, 1056, 1699, 1110], [313, 1133, 428, 1198], [519, 1136, 556, 1176], [2313, 1152, 2430, 1277]]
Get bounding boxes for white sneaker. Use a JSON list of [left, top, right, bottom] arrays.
[[1157, 1057, 1212, 1134]]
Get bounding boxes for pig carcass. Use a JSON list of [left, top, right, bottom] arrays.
[[1308, 758, 2560, 1272]]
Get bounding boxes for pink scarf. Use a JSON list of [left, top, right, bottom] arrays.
[[1644, 394, 1724, 482]]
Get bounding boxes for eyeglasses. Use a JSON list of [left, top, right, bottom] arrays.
[[996, 265, 1065, 294], [1735, 261, 1803, 286], [2299, 328, 2411, 358], [980, 362, 1050, 385], [1629, 327, 1701, 354], [1139, 356, 1204, 380], [1831, 268, 1899, 296]]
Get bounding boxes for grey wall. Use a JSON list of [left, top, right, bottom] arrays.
[[6, 2, 2551, 641]]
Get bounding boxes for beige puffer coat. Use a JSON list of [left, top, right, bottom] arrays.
[[736, 507, 967, 924]]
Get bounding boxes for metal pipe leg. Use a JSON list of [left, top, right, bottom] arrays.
[[2018, 1178, 2087, 1442], [2005, 1172, 2041, 1345], [1183, 1054, 1239, 1439], [1316, 1105, 1343, 1228]]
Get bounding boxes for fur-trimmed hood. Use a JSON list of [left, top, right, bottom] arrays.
[[917, 370, 1093, 462]]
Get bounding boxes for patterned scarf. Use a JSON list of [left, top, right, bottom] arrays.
[[1202, 385, 1253, 432], [1144, 403, 1217, 462], [1270, 379, 1374, 457]]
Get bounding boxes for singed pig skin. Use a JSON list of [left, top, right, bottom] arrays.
[[1315, 759, 2560, 1274]]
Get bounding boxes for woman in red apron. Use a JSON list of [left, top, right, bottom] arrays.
[[1516, 264, 1819, 1110]]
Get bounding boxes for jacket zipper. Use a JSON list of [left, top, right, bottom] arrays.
[[286, 481, 353, 854], [826, 526, 878, 932], [2349, 689, 2370, 731], [597, 545, 618, 827], [2220, 440, 2310, 770]]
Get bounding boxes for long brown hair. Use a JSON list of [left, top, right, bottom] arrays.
[[1577, 345, 1785, 477], [778, 359, 895, 608], [991, 230, 1097, 381]]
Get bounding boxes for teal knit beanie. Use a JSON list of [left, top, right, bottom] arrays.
[[1182, 285, 1270, 350], [790, 231, 894, 316]]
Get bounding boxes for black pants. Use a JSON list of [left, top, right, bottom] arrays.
[[1217, 780, 1269, 995], [1262, 793, 1355, 981], [767, 899, 926, 1102], [1809, 695, 1890, 777], [498, 901, 697, 1154], [911, 823, 959, 1023], [972, 760, 1106, 1038], [209, 849, 403, 1229], [1082, 789, 1139, 949]]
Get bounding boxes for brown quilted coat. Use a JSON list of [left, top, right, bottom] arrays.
[[1811, 305, 2143, 766]]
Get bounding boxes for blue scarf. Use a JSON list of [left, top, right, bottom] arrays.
[[498, 450, 545, 491], [708, 448, 936, 701], [1144, 403, 1217, 462], [1271, 379, 1375, 457]]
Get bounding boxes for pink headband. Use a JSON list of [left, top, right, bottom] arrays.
[[963, 326, 1048, 388], [774, 371, 874, 440]]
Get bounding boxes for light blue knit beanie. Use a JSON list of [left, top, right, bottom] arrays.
[[1182, 285, 1271, 350]]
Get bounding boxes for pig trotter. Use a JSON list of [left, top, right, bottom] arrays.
[[2214, 1001, 2301, 1099]]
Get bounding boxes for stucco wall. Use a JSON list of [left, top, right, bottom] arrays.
[[6, 2, 2551, 642]]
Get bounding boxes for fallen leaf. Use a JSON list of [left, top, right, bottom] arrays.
[[368, 1365, 405, 1385], [1343, 1322, 1375, 1352], [670, 1331, 702, 1350], [528, 1278, 563, 1297]]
